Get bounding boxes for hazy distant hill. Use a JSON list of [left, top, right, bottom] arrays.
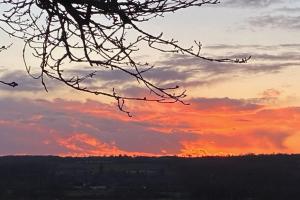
[[0, 154, 300, 200]]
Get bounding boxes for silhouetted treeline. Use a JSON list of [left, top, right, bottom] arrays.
[[0, 154, 300, 200]]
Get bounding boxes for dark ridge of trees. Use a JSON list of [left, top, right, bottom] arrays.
[[0, 154, 300, 200], [0, 0, 249, 115]]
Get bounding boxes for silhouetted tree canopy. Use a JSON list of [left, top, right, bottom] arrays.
[[0, 0, 249, 115]]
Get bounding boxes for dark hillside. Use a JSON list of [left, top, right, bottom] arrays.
[[0, 155, 299, 200]]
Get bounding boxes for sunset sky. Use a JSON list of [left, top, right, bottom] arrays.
[[1, 0, 300, 156]]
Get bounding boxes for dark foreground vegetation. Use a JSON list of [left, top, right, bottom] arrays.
[[0, 154, 300, 200]]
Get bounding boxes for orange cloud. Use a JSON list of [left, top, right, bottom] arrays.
[[56, 132, 158, 157], [124, 99, 300, 155], [57, 133, 125, 157], [1, 97, 300, 156], [48, 98, 300, 155]]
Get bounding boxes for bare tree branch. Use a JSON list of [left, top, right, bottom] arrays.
[[0, 44, 18, 87], [0, 0, 249, 115], [0, 80, 18, 87]]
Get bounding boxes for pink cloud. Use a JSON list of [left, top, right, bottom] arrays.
[[1, 97, 300, 156]]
